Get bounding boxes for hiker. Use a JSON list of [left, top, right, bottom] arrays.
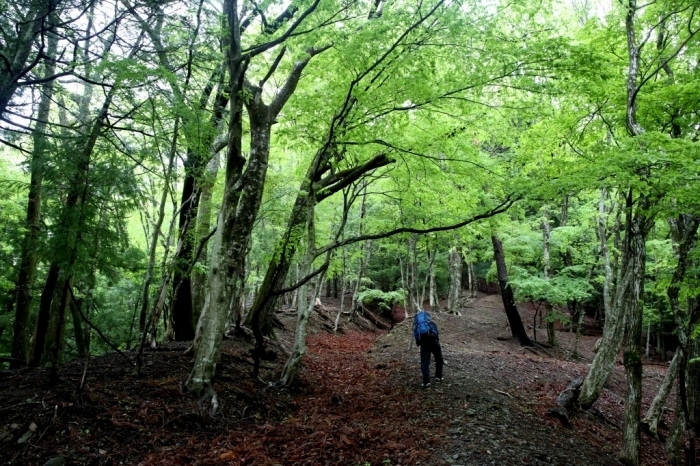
[[413, 309, 444, 388]]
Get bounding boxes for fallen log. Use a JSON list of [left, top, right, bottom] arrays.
[[359, 306, 392, 330]]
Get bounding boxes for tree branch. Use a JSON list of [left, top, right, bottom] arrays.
[[269, 44, 331, 118], [314, 153, 393, 202], [259, 46, 287, 88], [315, 194, 518, 256]]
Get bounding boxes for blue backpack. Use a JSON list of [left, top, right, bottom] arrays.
[[413, 310, 438, 345]]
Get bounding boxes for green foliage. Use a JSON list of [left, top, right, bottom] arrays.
[[357, 289, 405, 316], [4, 0, 700, 367]]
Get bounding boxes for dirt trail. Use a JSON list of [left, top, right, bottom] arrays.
[[374, 293, 662, 466], [0, 292, 676, 465]]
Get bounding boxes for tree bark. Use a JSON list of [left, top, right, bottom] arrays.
[[491, 235, 532, 346]]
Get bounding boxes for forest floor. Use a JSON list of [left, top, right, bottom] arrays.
[[0, 292, 679, 465]]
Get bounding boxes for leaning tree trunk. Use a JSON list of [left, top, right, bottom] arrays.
[[447, 243, 462, 315], [642, 348, 681, 439], [576, 192, 630, 410], [491, 235, 532, 346]]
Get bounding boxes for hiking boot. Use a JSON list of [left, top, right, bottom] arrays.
[[422, 382, 431, 388], [434, 377, 443, 382]]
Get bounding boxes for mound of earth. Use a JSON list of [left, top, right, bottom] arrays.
[[0, 292, 678, 465]]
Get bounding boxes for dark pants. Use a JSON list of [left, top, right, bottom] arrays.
[[420, 336, 444, 385]]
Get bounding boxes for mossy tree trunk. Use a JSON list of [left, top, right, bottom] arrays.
[[187, 30, 325, 395]]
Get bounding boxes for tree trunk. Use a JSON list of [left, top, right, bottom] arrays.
[[428, 248, 438, 309], [41, 273, 69, 366], [334, 250, 348, 332], [171, 80, 228, 342], [134, 116, 180, 375], [189, 150, 218, 324], [576, 192, 631, 410], [69, 296, 88, 358], [351, 183, 369, 315], [666, 387, 686, 466], [643, 348, 681, 438], [186, 36, 331, 394], [619, 6, 648, 460], [28, 77, 117, 368], [280, 194, 324, 386], [468, 260, 476, 298], [447, 243, 462, 315], [398, 254, 409, 320], [10, 27, 58, 367], [408, 234, 419, 311], [491, 235, 532, 346], [620, 203, 647, 465], [542, 208, 556, 347], [28, 264, 60, 366], [685, 338, 700, 462], [352, 240, 371, 315]]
